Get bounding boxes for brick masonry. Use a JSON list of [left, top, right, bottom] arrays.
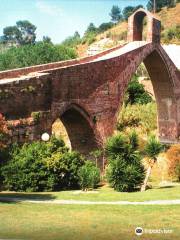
[[0, 9, 180, 164]]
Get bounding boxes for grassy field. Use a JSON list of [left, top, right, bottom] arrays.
[[0, 183, 180, 202], [0, 202, 179, 240]]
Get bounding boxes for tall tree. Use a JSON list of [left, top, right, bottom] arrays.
[[3, 26, 21, 45], [110, 5, 122, 23], [16, 20, 36, 45], [141, 136, 163, 191], [2, 20, 36, 45], [122, 5, 143, 21], [147, 0, 176, 12]]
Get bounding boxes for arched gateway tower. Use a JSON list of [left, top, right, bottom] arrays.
[[0, 9, 179, 167]]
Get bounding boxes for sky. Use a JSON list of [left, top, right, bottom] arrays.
[[0, 0, 148, 43]]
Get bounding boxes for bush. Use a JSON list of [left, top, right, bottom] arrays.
[[1, 137, 85, 191], [46, 151, 85, 190], [117, 102, 157, 134], [166, 144, 180, 181], [78, 161, 100, 190], [162, 25, 180, 43], [125, 75, 153, 105], [106, 134, 145, 192], [0, 42, 77, 71]]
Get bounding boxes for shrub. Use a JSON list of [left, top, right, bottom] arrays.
[[0, 42, 77, 71], [125, 75, 153, 105], [1, 137, 85, 191], [78, 161, 100, 190], [106, 134, 145, 192], [117, 102, 157, 134], [166, 144, 180, 181], [0, 113, 9, 149], [46, 151, 85, 190]]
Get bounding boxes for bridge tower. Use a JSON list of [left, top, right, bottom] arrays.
[[127, 8, 161, 43]]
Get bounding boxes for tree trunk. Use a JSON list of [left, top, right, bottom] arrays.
[[141, 158, 156, 192]]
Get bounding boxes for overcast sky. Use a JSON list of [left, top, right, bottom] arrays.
[[0, 0, 148, 43]]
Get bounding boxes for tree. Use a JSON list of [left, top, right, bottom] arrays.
[[2, 20, 36, 45], [147, 0, 176, 12], [42, 36, 52, 44], [3, 26, 21, 45], [110, 5, 122, 23], [85, 23, 97, 34], [122, 6, 135, 21], [122, 5, 143, 21], [141, 136, 163, 191], [98, 22, 114, 33], [106, 134, 145, 192]]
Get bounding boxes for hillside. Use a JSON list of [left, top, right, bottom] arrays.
[[77, 3, 180, 57]]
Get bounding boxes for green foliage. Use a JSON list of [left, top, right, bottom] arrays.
[[122, 5, 143, 21], [98, 22, 114, 33], [147, 0, 176, 12], [3, 20, 36, 45], [62, 31, 81, 48], [125, 75, 153, 105], [117, 102, 157, 134], [106, 134, 145, 192], [1, 137, 85, 192], [0, 42, 77, 71], [46, 151, 85, 190], [110, 5, 122, 23], [78, 161, 100, 190], [162, 25, 180, 43], [145, 136, 163, 160]]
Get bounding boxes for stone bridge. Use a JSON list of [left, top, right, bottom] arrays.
[[0, 9, 180, 165]]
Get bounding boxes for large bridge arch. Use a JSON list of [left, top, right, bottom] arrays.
[[112, 45, 179, 143], [52, 103, 99, 157]]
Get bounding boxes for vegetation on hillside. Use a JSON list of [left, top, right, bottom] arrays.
[[0, 41, 77, 71]]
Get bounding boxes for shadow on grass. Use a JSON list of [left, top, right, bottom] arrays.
[[158, 186, 175, 189], [0, 192, 56, 204]]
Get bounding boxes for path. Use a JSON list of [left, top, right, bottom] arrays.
[[0, 197, 180, 205]]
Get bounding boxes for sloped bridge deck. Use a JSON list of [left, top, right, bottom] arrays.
[[0, 41, 149, 84]]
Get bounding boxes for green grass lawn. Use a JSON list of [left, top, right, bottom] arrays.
[[0, 184, 180, 202], [0, 202, 179, 240]]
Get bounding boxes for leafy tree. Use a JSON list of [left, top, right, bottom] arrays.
[[42, 36, 52, 43], [78, 161, 100, 190], [3, 26, 21, 45], [110, 5, 122, 23], [122, 5, 143, 21], [141, 136, 163, 191], [106, 134, 145, 192], [98, 22, 114, 33], [147, 0, 176, 12], [16, 20, 36, 45], [166, 144, 180, 181], [84, 23, 97, 36], [2, 20, 36, 45]]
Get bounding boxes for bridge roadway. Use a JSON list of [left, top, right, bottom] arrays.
[[0, 41, 179, 85]]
